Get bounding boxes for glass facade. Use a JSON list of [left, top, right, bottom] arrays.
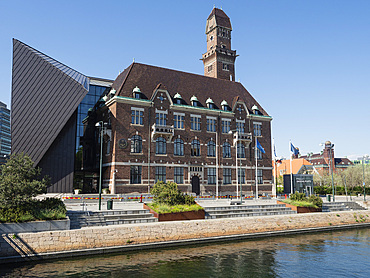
[[0, 102, 11, 157], [76, 85, 110, 156]]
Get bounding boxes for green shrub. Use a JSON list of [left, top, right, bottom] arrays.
[[290, 192, 307, 201], [308, 195, 323, 208], [151, 181, 195, 206]]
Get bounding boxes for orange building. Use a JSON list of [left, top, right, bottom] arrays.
[[273, 158, 313, 178]]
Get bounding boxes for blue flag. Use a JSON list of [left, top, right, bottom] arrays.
[[256, 139, 265, 154], [290, 142, 299, 155]]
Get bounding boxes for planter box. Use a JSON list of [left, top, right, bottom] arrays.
[[144, 203, 205, 221], [277, 200, 322, 213], [0, 217, 70, 234]]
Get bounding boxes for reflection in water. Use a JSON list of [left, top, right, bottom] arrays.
[[1, 228, 369, 277]]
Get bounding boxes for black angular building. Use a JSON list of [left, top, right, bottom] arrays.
[[11, 39, 112, 192]]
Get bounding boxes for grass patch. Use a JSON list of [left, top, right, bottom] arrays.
[[147, 203, 204, 214], [280, 199, 318, 208], [0, 198, 66, 223]]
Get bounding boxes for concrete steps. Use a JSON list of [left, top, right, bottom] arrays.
[[322, 202, 367, 212], [204, 204, 297, 219], [67, 209, 158, 229]]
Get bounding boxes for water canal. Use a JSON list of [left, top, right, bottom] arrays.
[[1, 228, 369, 277]]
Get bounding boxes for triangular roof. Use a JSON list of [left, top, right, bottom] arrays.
[[207, 8, 232, 29], [111, 62, 269, 116], [11, 39, 89, 165]]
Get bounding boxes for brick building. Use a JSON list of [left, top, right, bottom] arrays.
[[83, 8, 273, 195]]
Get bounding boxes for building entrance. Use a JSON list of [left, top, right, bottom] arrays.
[[191, 176, 200, 195]]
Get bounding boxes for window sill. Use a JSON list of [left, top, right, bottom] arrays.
[[131, 124, 144, 127], [130, 152, 144, 155], [155, 154, 168, 157]]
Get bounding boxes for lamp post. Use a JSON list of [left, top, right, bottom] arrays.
[[362, 156, 366, 202], [95, 121, 107, 210], [229, 130, 242, 204]]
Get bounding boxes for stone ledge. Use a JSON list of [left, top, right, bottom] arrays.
[[0, 218, 70, 234]]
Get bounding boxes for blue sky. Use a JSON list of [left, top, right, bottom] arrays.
[[1, 0, 369, 160]]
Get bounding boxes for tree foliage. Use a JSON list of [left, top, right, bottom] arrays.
[[313, 164, 370, 195], [151, 181, 195, 206], [0, 153, 50, 209]]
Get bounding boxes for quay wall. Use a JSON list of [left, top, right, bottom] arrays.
[[1, 211, 369, 262]]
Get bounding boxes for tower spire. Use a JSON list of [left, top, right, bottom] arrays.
[[201, 7, 238, 81]]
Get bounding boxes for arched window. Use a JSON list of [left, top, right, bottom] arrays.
[[191, 139, 200, 156], [131, 135, 142, 153], [156, 137, 166, 154], [222, 142, 231, 158], [237, 143, 245, 158], [207, 140, 216, 157], [174, 138, 184, 156]]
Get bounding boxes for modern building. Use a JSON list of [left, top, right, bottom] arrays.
[[0, 101, 11, 164], [11, 8, 273, 194], [352, 155, 370, 165], [274, 158, 314, 178]]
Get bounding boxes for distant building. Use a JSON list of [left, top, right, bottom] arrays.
[[274, 158, 314, 178], [300, 141, 353, 175], [352, 155, 370, 165], [0, 101, 11, 164]]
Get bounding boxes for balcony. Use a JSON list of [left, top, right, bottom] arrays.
[[233, 132, 252, 147], [151, 124, 174, 142]]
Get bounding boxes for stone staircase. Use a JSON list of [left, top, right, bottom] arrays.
[[322, 202, 367, 212], [204, 204, 297, 219], [67, 209, 158, 229]]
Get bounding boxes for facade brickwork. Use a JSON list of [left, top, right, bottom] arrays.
[[87, 8, 273, 195]]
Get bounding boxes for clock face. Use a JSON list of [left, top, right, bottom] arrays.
[[118, 138, 128, 149]]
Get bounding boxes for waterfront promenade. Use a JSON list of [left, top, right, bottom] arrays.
[[1, 196, 369, 264]]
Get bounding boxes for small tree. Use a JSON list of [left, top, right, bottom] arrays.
[[0, 153, 50, 209], [151, 181, 195, 206]]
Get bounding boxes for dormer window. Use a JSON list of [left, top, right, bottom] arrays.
[[174, 93, 183, 105], [252, 105, 260, 115], [190, 95, 199, 107], [221, 100, 229, 111], [206, 98, 215, 109], [132, 86, 142, 99]]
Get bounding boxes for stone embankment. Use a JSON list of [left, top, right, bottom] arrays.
[[1, 210, 369, 263]]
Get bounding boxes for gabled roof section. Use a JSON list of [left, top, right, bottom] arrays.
[[11, 39, 90, 165], [112, 62, 269, 116]]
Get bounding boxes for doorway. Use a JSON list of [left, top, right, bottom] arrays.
[[191, 176, 200, 195]]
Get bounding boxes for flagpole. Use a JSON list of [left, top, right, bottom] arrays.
[[289, 140, 293, 195], [272, 138, 277, 197], [255, 136, 258, 199]]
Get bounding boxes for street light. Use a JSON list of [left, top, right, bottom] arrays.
[[361, 156, 367, 202], [229, 130, 242, 204], [320, 142, 335, 202], [96, 121, 107, 210]]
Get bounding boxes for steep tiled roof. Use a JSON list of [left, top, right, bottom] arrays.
[[111, 62, 269, 116], [207, 8, 232, 29]]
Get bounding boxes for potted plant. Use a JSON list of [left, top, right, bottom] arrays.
[[102, 188, 110, 194], [74, 189, 81, 195]]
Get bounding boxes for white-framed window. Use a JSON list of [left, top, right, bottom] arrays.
[[131, 135, 142, 153], [253, 122, 262, 136], [131, 107, 144, 125], [222, 63, 229, 71], [207, 140, 216, 157], [155, 166, 166, 183], [208, 168, 216, 184], [236, 119, 245, 133], [221, 119, 231, 134], [174, 113, 185, 129], [257, 169, 263, 184], [191, 115, 201, 131], [156, 109, 167, 126], [174, 138, 184, 156], [223, 142, 231, 158], [206, 117, 216, 132], [174, 167, 184, 184], [130, 166, 142, 184], [237, 143, 245, 158], [223, 168, 231, 184], [156, 137, 166, 154], [238, 168, 245, 184], [191, 139, 201, 156]]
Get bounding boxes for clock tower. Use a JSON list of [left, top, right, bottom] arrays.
[[201, 8, 238, 81]]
